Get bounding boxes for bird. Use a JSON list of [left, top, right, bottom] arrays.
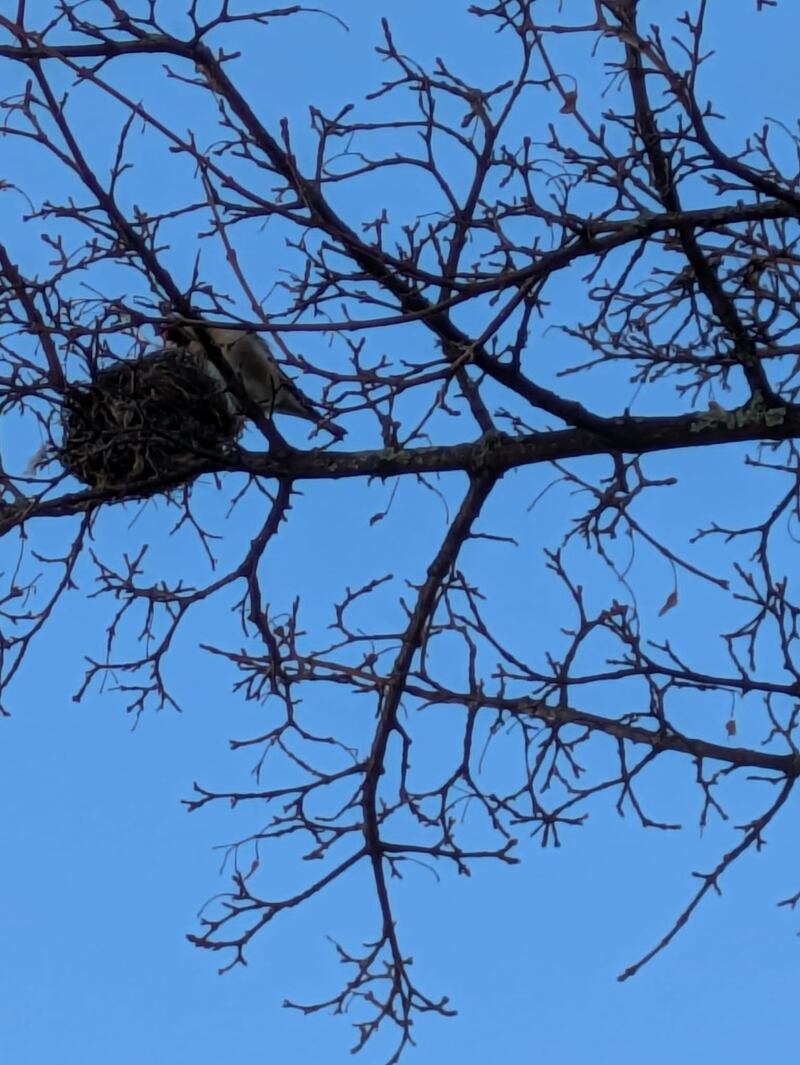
[[160, 321, 346, 441]]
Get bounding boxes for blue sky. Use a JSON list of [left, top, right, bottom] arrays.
[[1, 2, 799, 1063]]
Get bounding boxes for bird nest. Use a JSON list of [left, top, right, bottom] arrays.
[[60, 348, 242, 493]]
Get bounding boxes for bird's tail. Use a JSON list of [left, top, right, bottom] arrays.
[[272, 381, 346, 440]]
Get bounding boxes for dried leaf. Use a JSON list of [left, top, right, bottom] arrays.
[[658, 589, 678, 616], [560, 91, 578, 114]]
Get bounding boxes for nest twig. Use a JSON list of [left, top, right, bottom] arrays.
[[60, 347, 242, 494]]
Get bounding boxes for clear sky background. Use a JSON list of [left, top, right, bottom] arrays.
[[1, 3, 799, 1063]]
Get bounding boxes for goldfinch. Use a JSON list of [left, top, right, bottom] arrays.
[[161, 323, 345, 441]]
